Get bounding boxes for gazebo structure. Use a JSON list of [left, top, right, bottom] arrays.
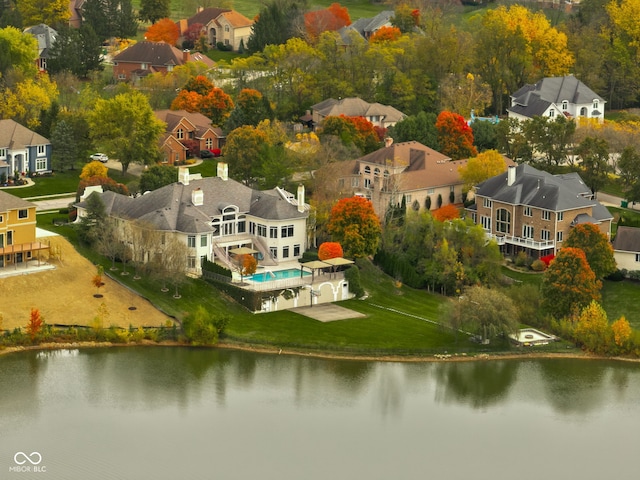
[[299, 257, 354, 281]]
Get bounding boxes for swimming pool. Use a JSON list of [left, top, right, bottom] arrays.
[[249, 268, 310, 282]]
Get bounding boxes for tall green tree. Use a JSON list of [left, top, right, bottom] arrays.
[[388, 112, 438, 149], [140, 164, 177, 192], [328, 196, 381, 258], [0, 25, 37, 77], [523, 115, 576, 168], [48, 25, 103, 78], [82, 0, 137, 42], [87, 91, 165, 174], [222, 125, 269, 186], [139, 0, 170, 24], [247, 0, 307, 53], [50, 119, 78, 171], [541, 247, 601, 319], [617, 146, 640, 202], [575, 137, 611, 195], [563, 223, 616, 279]]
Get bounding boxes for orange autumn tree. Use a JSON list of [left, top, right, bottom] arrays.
[[611, 316, 632, 350], [432, 204, 460, 222], [318, 242, 344, 260], [370, 26, 402, 43], [145, 18, 180, 46], [26, 308, 44, 342], [436, 111, 478, 160], [304, 3, 351, 40], [327, 196, 381, 258], [171, 90, 201, 112], [171, 86, 234, 126], [541, 247, 601, 319]]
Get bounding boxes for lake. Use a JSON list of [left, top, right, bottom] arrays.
[[1, 347, 639, 479]]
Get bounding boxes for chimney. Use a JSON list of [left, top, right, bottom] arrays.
[[507, 165, 516, 186], [217, 162, 228, 181], [297, 184, 305, 213], [385, 137, 393, 148], [197, 6, 204, 12], [183, 49, 190, 63], [192, 187, 203, 206], [178, 19, 188, 35], [178, 166, 189, 185]]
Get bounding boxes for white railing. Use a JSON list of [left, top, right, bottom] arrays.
[[486, 232, 555, 250]]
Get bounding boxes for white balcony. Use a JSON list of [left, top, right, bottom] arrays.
[[486, 232, 555, 250]]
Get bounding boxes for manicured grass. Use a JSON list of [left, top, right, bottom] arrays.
[[501, 266, 543, 286], [37, 213, 501, 355], [189, 160, 217, 177], [601, 280, 640, 330]]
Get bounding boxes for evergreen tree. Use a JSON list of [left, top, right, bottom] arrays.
[[50, 119, 79, 171], [83, 0, 137, 42], [247, 0, 306, 53], [48, 25, 103, 78]]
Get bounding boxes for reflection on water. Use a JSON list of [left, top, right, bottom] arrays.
[[1, 348, 640, 480]]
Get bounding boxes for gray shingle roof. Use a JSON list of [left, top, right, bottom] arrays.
[[476, 164, 611, 217], [312, 97, 406, 123], [77, 176, 307, 234], [509, 75, 604, 118], [612, 226, 640, 253], [0, 190, 35, 211]]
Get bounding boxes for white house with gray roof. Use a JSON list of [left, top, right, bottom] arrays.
[[468, 164, 612, 257], [508, 75, 605, 123], [76, 164, 309, 275]]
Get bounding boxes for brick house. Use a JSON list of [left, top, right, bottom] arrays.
[[155, 110, 225, 164], [177, 7, 253, 52], [112, 41, 215, 81], [468, 164, 613, 257]]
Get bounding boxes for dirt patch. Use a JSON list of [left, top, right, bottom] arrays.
[[0, 236, 171, 331]]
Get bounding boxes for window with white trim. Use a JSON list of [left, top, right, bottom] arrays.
[[495, 208, 511, 234], [523, 225, 534, 239], [177, 128, 184, 140], [549, 109, 555, 118], [593, 100, 599, 110], [541, 230, 550, 241], [187, 256, 196, 268], [282, 246, 289, 258], [542, 210, 551, 221], [0, 148, 6, 158], [37, 145, 46, 155], [270, 226, 278, 238], [351, 177, 359, 187], [364, 166, 370, 175], [364, 178, 372, 189], [206, 138, 213, 149], [257, 224, 267, 237], [187, 235, 196, 248], [18, 209, 28, 219], [557, 212, 564, 221], [483, 198, 492, 208], [481, 215, 491, 230], [118, 73, 126, 80], [524, 206, 532, 217], [270, 247, 277, 259], [374, 168, 380, 177], [281, 225, 294, 238], [36, 158, 47, 171], [294, 244, 300, 257], [557, 231, 563, 242], [200, 235, 207, 247], [562, 101, 568, 110], [636, 254, 640, 262], [427, 188, 435, 194], [141, 63, 148, 70]]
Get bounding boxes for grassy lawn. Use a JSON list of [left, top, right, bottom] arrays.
[[37, 212, 516, 355], [601, 280, 640, 330], [501, 266, 543, 287], [189, 160, 217, 177]]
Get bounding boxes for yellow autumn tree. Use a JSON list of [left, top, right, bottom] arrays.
[[80, 161, 109, 180], [0, 75, 59, 129], [611, 316, 632, 349], [18, 0, 70, 30], [458, 149, 507, 191], [574, 301, 612, 354]]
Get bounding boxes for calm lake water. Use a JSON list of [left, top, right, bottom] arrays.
[[1, 347, 639, 480]]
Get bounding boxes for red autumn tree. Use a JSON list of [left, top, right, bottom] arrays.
[[77, 176, 129, 201], [435, 111, 478, 160], [26, 308, 44, 342], [318, 242, 344, 260], [320, 115, 381, 154], [198, 88, 234, 126], [184, 23, 204, 46], [328, 196, 381, 258], [370, 26, 402, 43], [541, 247, 601, 319], [145, 18, 180, 46], [432, 204, 460, 222], [304, 3, 351, 39]]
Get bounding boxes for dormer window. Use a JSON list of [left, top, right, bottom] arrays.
[[593, 100, 599, 110], [562, 100, 568, 110]]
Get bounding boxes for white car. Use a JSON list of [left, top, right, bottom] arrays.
[[90, 153, 109, 163]]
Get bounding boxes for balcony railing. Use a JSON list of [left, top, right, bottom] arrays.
[[486, 232, 555, 250]]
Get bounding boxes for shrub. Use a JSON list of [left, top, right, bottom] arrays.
[[515, 251, 529, 267], [606, 269, 626, 281], [531, 259, 546, 271], [345, 265, 364, 298]]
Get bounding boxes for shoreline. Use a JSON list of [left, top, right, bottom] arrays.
[[2, 339, 640, 364]]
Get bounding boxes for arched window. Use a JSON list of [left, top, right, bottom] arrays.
[[364, 166, 370, 174], [495, 209, 511, 234], [562, 100, 568, 110], [374, 168, 380, 177], [580, 107, 587, 116]]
